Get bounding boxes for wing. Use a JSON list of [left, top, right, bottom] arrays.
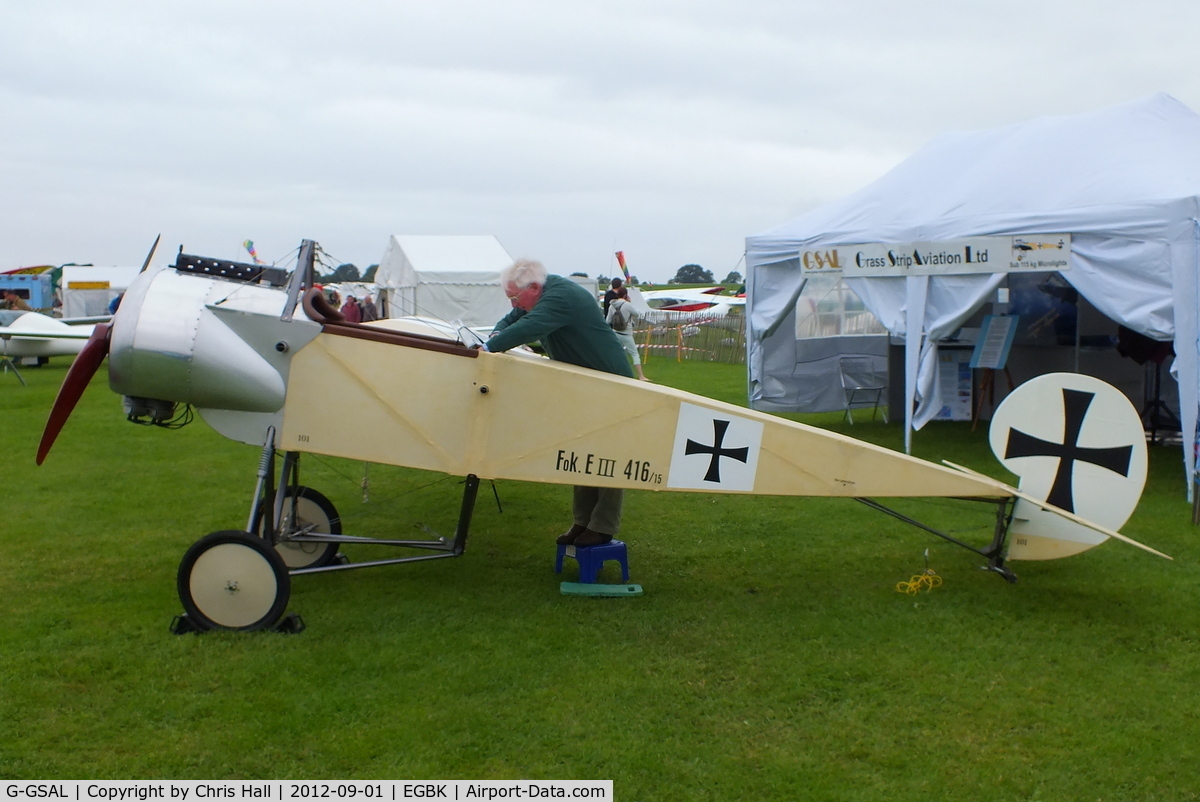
[[0, 330, 94, 341]]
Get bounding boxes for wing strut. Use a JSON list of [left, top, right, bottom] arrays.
[[1, 356, 26, 386]]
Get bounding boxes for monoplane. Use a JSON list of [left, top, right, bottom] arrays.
[[37, 241, 1170, 632], [0, 310, 108, 384], [638, 286, 744, 317]]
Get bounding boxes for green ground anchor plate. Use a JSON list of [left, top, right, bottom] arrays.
[[560, 582, 643, 597]]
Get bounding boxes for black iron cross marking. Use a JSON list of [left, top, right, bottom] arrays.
[[1004, 388, 1132, 513], [685, 419, 750, 483]]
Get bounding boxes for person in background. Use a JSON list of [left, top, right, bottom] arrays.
[[108, 293, 124, 315], [2, 290, 31, 311], [361, 294, 380, 322], [485, 259, 633, 548], [341, 294, 362, 323], [606, 287, 648, 381], [603, 277, 623, 316]]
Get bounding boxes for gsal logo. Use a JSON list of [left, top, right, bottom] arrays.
[[801, 249, 841, 271]]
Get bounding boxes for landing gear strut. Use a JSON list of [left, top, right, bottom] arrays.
[[173, 427, 481, 632]]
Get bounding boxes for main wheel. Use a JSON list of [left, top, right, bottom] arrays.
[[178, 531, 291, 631], [255, 486, 342, 569]]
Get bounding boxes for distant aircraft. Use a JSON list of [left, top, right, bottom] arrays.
[[36, 241, 1170, 632], [1, 234, 160, 383], [0, 310, 106, 384], [636, 286, 745, 317]]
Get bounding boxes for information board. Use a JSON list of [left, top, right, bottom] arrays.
[[970, 315, 1019, 370]]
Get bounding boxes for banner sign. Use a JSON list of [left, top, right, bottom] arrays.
[[800, 234, 1071, 277]]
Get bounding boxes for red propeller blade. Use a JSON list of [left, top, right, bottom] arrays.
[[37, 322, 112, 465]]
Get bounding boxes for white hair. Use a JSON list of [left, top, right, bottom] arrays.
[[501, 259, 548, 290]]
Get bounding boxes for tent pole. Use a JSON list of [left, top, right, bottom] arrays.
[[1074, 290, 1081, 374], [904, 276, 928, 455]]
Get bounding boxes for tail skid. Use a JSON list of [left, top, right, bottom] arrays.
[[942, 461, 1172, 562]]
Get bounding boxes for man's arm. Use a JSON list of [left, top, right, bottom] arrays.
[[493, 307, 524, 335], [486, 284, 575, 353], [486, 307, 529, 352]]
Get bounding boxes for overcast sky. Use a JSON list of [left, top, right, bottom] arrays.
[[4, 0, 1199, 283]]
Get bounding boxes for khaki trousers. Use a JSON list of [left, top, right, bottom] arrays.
[[572, 486, 624, 536]]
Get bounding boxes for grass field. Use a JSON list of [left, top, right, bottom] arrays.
[[3, 358, 1200, 798]]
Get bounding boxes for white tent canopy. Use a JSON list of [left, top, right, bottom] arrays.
[[747, 94, 1200, 487], [61, 265, 140, 317], [374, 235, 514, 327]]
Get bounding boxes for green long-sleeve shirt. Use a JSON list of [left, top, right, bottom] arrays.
[[487, 274, 634, 378]]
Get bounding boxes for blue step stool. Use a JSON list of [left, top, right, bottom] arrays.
[[556, 539, 629, 584]]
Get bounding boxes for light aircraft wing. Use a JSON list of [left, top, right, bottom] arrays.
[[0, 311, 96, 358], [0, 329, 94, 340], [57, 315, 112, 326], [639, 287, 743, 315]]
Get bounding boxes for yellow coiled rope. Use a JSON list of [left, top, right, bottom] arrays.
[[897, 549, 942, 594], [896, 570, 942, 594]]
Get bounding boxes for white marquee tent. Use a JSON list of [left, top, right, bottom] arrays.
[[747, 94, 1200, 488], [374, 235, 514, 327], [61, 265, 140, 316]]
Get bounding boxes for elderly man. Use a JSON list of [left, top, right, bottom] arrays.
[[486, 259, 633, 548]]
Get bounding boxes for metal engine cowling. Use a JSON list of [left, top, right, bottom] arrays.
[[108, 266, 295, 414]]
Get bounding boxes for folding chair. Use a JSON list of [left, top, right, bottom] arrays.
[[839, 356, 887, 424]]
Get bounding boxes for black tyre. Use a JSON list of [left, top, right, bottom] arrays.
[[255, 486, 342, 569], [178, 530, 291, 631]]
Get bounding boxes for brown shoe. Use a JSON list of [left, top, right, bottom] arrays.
[[574, 528, 614, 548], [556, 524, 586, 545]]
